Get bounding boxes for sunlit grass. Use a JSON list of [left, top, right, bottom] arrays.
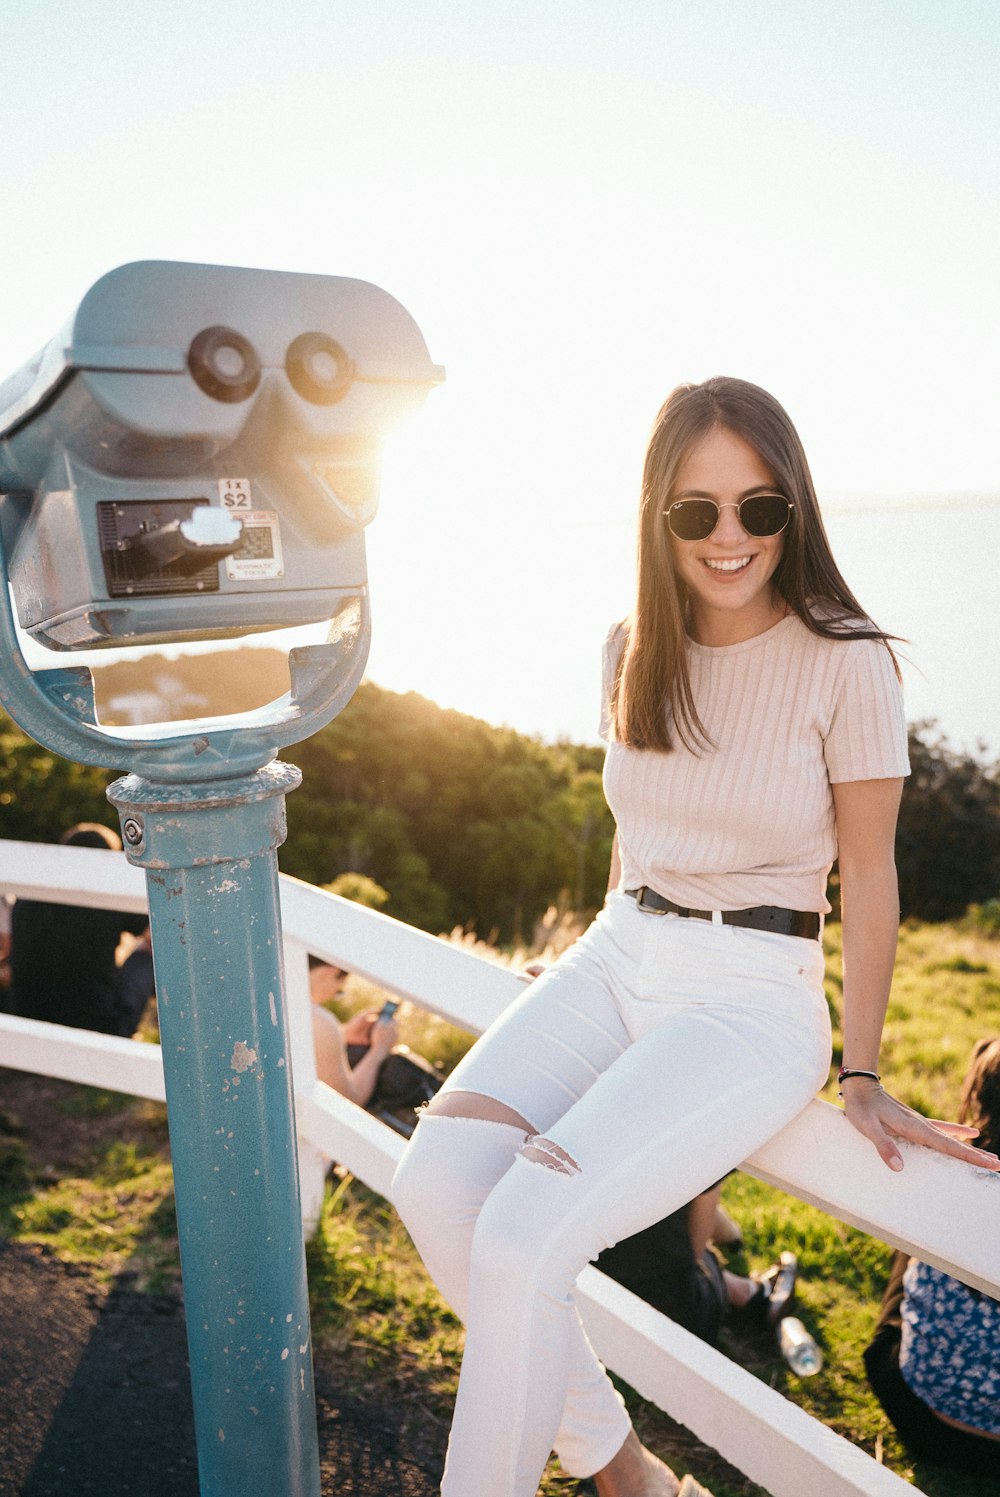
[[2, 1118, 179, 1293]]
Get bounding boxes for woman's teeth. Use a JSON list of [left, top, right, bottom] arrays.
[[704, 555, 752, 573]]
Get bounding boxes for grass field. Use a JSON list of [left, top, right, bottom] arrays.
[[2, 914, 999, 1495]]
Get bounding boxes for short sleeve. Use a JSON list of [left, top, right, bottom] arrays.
[[823, 638, 910, 784], [598, 623, 626, 742]]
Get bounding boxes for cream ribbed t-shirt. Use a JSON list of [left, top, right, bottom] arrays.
[[601, 614, 910, 915]]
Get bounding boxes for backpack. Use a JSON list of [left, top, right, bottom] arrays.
[[347, 1045, 443, 1136]]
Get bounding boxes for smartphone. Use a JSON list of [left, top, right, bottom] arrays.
[[376, 1000, 399, 1024]]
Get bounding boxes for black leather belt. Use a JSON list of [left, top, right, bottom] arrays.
[[625, 886, 821, 941]]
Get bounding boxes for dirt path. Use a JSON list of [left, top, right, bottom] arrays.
[[0, 1069, 444, 1497]]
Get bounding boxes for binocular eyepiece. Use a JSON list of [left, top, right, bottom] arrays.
[[185, 326, 356, 409], [0, 260, 442, 651]]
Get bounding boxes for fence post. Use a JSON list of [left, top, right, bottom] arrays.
[[109, 764, 322, 1497], [284, 935, 331, 1236]]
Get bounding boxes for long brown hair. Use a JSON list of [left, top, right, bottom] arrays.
[[612, 376, 898, 752], [959, 1038, 1000, 1158]]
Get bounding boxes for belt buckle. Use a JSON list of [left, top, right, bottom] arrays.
[[635, 887, 666, 915]]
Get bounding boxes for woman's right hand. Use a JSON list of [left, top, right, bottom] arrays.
[[368, 1015, 399, 1055]]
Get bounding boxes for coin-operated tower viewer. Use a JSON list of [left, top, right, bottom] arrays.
[[0, 260, 442, 1496]]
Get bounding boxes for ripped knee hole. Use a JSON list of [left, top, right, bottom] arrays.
[[520, 1135, 581, 1176]]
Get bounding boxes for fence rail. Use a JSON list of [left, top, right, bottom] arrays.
[[2, 837, 996, 1497]]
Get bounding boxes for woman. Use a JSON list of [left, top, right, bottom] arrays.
[[392, 377, 999, 1497], [864, 1037, 1000, 1475]]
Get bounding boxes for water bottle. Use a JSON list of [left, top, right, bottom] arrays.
[[778, 1316, 823, 1375]]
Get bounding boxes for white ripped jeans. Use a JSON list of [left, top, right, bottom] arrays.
[[392, 890, 831, 1496]]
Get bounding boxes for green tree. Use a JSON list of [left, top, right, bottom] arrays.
[[895, 723, 1000, 921], [552, 769, 616, 912], [0, 712, 116, 843], [324, 873, 390, 909]]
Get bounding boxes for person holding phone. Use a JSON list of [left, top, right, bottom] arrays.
[[309, 968, 440, 1131], [308, 962, 399, 1106], [392, 377, 1000, 1497]]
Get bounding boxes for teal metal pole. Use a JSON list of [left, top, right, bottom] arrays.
[[108, 762, 321, 1497]]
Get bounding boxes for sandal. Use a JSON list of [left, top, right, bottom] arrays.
[[738, 1249, 798, 1328]]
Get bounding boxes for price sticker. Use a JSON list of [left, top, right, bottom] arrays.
[[218, 478, 253, 509]]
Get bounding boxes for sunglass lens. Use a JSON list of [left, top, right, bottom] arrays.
[[739, 495, 791, 536], [667, 500, 719, 540]]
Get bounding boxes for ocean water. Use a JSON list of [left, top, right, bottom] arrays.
[[466, 495, 1000, 759], [824, 500, 999, 760]]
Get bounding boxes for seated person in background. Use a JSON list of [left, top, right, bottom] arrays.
[[308, 960, 400, 1106], [9, 823, 154, 1037], [308, 960, 442, 1134], [597, 1177, 796, 1347], [864, 1037, 1000, 1476], [0, 893, 12, 1005]]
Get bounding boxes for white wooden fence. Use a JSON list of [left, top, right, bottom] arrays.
[[1, 837, 996, 1497]]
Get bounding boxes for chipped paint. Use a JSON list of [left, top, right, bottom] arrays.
[[269, 991, 278, 1026], [214, 878, 241, 894], [230, 1041, 258, 1073]]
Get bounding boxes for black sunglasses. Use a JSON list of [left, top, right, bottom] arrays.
[[664, 493, 794, 541]]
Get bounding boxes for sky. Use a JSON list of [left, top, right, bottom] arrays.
[[1, 1, 998, 755]]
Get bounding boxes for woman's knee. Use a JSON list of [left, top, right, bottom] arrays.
[[391, 1104, 531, 1232], [391, 1113, 459, 1228], [469, 1141, 589, 1294]]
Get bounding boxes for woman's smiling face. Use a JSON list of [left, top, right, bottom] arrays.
[[668, 424, 788, 645]]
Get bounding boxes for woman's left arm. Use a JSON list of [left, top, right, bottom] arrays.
[[834, 776, 1000, 1173]]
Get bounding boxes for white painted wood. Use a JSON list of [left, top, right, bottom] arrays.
[[297, 1135, 331, 1238], [283, 936, 319, 1093], [0, 839, 147, 912], [283, 935, 329, 1234], [277, 873, 524, 1032], [0, 1012, 166, 1100], [745, 1099, 1000, 1298], [296, 1082, 406, 1201]]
